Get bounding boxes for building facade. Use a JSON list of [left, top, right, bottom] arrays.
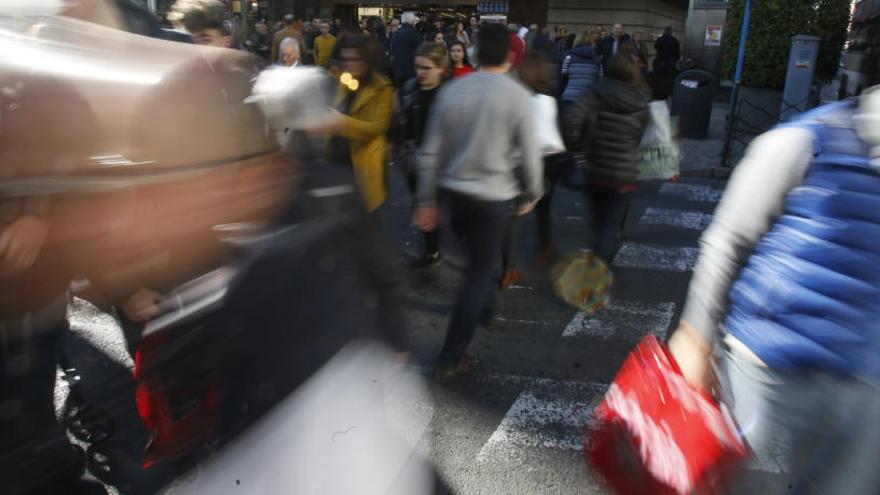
[[545, 0, 689, 65], [684, 0, 729, 76]]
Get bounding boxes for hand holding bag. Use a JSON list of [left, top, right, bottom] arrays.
[[585, 335, 745, 495]]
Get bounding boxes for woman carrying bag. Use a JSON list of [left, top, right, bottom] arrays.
[[562, 52, 649, 263], [498, 52, 566, 287], [311, 34, 394, 214], [523, 52, 567, 265]]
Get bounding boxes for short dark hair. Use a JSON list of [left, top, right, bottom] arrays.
[[170, 0, 228, 35], [476, 23, 509, 67]]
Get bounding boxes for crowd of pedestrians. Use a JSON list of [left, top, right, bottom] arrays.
[[8, 1, 880, 494], [183, 4, 687, 382]]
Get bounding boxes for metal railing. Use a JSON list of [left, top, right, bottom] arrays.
[[720, 92, 818, 167]]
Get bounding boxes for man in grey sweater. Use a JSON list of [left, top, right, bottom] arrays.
[[414, 23, 543, 384]]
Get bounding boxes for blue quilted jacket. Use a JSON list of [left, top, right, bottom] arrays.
[[561, 44, 601, 103], [725, 100, 880, 378]]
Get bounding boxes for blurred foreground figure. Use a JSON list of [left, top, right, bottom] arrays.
[[668, 90, 880, 493], [1, 1, 427, 493], [414, 24, 542, 384], [167, 0, 231, 47], [0, 1, 289, 491]]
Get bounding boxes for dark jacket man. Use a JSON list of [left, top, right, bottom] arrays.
[[390, 22, 422, 87], [597, 32, 631, 71], [653, 27, 680, 71]]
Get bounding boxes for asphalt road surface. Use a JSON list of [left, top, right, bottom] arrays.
[[60, 171, 726, 494]]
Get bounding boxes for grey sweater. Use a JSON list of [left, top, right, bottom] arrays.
[[415, 72, 543, 207]]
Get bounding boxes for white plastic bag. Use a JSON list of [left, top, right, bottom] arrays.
[[638, 100, 680, 180], [640, 100, 674, 148], [533, 94, 566, 156]]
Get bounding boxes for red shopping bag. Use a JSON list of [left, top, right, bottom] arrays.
[[585, 335, 746, 495]]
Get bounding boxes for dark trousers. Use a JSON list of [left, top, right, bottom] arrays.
[[437, 190, 513, 367], [586, 185, 630, 262], [535, 154, 565, 252], [501, 215, 520, 273], [407, 173, 440, 255], [535, 188, 554, 252]]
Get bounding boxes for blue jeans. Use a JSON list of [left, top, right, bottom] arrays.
[[437, 190, 513, 367]]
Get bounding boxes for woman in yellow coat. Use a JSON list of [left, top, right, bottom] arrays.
[[320, 34, 394, 213]]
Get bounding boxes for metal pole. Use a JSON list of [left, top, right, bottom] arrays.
[[239, 0, 250, 46], [720, 0, 752, 168]]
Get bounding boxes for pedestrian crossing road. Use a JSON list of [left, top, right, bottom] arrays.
[[391, 177, 726, 494], [61, 178, 727, 494]]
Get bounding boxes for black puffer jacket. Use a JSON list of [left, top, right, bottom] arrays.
[[564, 78, 649, 186]]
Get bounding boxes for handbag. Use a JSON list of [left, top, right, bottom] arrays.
[[638, 101, 680, 181], [585, 335, 746, 495]]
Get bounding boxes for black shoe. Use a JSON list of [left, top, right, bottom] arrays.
[[411, 252, 443, 271], [434, 354, 480, 385]]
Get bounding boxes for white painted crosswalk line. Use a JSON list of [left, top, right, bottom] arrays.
[[476, 378, 606, 464], [658, 182, 723, 202], [612, 242, 699, 272], [639, 207, 713, 231], [562, 300, 676, 341]]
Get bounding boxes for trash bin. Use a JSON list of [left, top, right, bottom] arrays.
[[670, 70, 717, 140]]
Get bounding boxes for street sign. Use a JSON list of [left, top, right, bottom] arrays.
[[704, 25, 722, 46]]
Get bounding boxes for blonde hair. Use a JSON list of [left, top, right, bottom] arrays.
[[573, 30, 591, 47]]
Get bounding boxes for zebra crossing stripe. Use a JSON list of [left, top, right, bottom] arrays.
[[562, 300, 676, 341], [612, 243, 699, 272], [476, 378, 607, 463], [639, 207, 713, 231], [658, 182, 723, 202]]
